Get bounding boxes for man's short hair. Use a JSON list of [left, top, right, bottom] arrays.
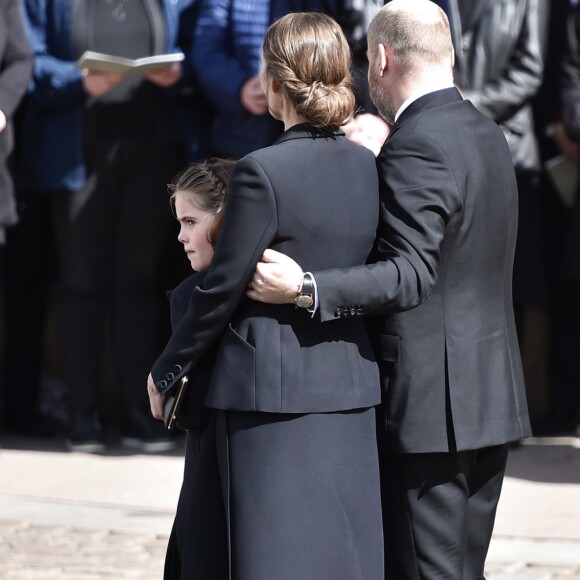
[[368, 0, 453, 78]]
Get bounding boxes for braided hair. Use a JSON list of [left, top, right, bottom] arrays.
[[169, 158, 237, 247]]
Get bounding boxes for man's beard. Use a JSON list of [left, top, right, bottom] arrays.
[[369, 66, 395, 125]]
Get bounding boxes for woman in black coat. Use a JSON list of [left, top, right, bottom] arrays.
[[149, 12, 384, 579]]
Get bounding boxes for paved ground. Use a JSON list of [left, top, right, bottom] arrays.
[[0, 433, 579, 579]]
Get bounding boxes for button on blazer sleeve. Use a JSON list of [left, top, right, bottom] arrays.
[[151, 155, 278, 394], [314, 131, 462, 322]]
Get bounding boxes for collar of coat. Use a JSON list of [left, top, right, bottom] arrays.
[[388, 86, 463, 140], [274, 124, 345, 146]]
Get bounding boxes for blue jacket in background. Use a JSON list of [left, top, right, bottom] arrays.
[[192, 0, 347, 158], [192, 0, 282, 157], [19, 0, 208, 192]]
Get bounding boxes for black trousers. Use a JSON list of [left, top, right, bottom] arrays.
[[1, 191, 56, 429], [52, 139, 185, 421], [382, 444, 509, 580], [512, 171, 545, 323]]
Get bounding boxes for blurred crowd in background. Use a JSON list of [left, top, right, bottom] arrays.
[[0, 0, 579, 451]]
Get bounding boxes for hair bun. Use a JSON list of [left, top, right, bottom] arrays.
[[263, 12, 355, 128]]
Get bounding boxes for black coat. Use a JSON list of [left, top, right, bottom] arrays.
[[314, 88, 532, 453], [443, 0, 547, 173], [152, 124, 381, 414], [560, 1, 580, 280]]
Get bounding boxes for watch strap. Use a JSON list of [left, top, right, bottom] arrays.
[[295, 272, 315, 308]]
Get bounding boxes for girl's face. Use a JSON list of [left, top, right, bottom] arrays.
[[174, 192, 215, 272]]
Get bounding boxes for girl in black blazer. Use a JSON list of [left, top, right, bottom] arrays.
[[162, 159, 235, 579], [149, 12, 384, 580]]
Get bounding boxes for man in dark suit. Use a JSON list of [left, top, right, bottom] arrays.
[[248, 1, 532, 577]]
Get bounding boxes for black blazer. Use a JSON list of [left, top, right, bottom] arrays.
[[152, 125, 381, 413], [314, 88, 531, 453], [168, 271, 216, 429]]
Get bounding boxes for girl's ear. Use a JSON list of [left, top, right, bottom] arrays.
[[271, 77, 281, 94]]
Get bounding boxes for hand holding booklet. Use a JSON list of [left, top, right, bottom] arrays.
[[76, 50, 184, 75]]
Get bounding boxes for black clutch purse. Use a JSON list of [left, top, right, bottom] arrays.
[[163, 376, 188, 430]]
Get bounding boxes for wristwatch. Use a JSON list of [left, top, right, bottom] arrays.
[[295, 273, 314, 308]]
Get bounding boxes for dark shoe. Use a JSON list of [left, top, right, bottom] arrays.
[[121, 407, 175, 453], [3, 414, 62, 437], [66, 414, 105, 453]]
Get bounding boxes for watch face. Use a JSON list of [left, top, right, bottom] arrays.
[[296, 295, 314, 308]]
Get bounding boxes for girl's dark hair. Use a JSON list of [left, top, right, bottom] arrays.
[[168, 158, 237, 247]]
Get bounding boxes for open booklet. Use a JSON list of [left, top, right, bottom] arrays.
[[76, 50, 184, 75]]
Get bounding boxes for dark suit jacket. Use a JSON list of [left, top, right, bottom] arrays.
[[314, 88, 531, 453], [152, 124, 381, 413]]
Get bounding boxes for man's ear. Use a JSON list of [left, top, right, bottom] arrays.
[[377, 43, 388, 77]]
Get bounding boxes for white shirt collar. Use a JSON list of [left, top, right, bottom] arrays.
[[394, 84, 455, 123]]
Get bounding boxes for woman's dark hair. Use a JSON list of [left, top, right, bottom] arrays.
[[262, 12, 355, 128], [168, 158, 237, 247]]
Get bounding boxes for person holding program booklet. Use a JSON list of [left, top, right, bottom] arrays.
[[18, 0, 207, 453]]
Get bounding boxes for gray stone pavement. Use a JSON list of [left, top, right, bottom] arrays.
[[0, 433, 579, 579]]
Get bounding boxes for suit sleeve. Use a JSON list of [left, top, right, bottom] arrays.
[[151, 155, 278, 395], [314, 131, 462, 322]]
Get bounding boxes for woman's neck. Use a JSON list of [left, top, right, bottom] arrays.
[[280, 100, 306, 130]]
